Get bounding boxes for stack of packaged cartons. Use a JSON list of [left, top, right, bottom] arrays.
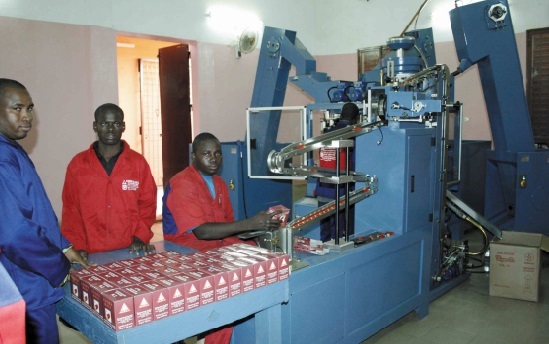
[[69, 244, 290, 331]]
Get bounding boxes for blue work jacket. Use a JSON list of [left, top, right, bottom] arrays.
[[0, 134, 70, 310]]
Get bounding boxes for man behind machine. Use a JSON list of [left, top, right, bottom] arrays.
[[316, 102, 360, 242], [61, 103, 157, 259], [0, 78, 90, 343], [163, 132, 281, 344]]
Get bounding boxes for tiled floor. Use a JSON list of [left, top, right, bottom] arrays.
[[362, 232, 549, 344], [59, 229, 549, 344]]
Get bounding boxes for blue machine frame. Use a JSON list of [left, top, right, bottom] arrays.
[[451, 0, 549, 234], [225, 1, 547, 342]]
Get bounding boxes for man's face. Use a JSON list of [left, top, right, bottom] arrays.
[[0, 87, 34, 142], [192, 138, 222, 176], [93, 109, 125, 146]]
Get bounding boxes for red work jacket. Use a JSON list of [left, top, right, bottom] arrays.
[[164, 165, 244, 251], [61, 141, 157, 253]]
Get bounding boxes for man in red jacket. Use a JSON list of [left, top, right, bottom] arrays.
[[163, 132, 281, 344], [61, 103, 157, 259], [163, 132, 281, 251]]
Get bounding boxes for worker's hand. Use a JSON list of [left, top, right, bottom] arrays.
[[64, 248, 93, 268], [76, 249, 89, 261], [129, 237, 156, 256], [251, 210, 282, 231]]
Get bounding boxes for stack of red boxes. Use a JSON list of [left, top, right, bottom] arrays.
[[69, 244, 290, 331]]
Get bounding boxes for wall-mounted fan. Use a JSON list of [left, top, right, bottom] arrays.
[[235, 27, 259, 58]]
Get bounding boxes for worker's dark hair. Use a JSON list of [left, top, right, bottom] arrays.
[[192, 132, 219, 153], [340, 102, 360, 122], [94, 103, 124, 121], [0, 78, 26, 98]]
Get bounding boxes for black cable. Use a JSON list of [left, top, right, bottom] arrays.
[[466, 256, 486, 271], [327, 86, 337, 102], [377, 125, 384, 145]]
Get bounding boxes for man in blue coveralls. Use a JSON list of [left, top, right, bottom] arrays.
[[0, 78, 91, 343]]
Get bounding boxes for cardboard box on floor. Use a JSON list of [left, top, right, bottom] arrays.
[[489, 231, 549, 302]]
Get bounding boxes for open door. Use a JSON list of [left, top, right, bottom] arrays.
[[159, 44, 192, 188]]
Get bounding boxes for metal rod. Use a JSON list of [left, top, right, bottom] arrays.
[[344, 146, 350, 243], [335, 146, 341, 245], [400, 0, 431, 37]]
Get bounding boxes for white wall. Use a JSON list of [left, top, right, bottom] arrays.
[[1, 0, 547, 54], [0, 17, 118, 217]]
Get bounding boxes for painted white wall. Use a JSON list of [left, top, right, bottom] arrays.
[[312, 0, 548, 53], [1, 0, 546, 54], [0, 17, 118, 217]]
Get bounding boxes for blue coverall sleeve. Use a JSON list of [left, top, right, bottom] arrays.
[[0, 161, 70, 288]]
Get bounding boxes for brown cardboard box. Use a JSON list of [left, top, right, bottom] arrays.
[[489, 231, 549, 302]]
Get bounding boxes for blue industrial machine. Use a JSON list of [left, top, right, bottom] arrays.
[[450, 1, 549, 234], [227, 0, 547, 342]]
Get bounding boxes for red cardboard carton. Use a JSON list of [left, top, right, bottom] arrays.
[[85, 265, 110, 275], [199, 265, 230, 302], [234, 256, 266, 289], [80, 275, 105, 310], [267, 205, 290, 227], [275, 253, 290, 281], [94, 270, 122, 284], [132, 264, 153, 273], [127, 273, 151, 285], [124, 285, 154, 326], [155, 257, 182, 268], [102, 288, 134, 331], [171, 273, 200, 311], [116, 267, 139, 278], [233, 261, 255, 293], [264, 255, 279, 284], [142, 281, 170, 321], [159, 251, 183, 259], [157, 275, 187, 315], [182, 269, 215, 307], [108, 275, 134, 289], [69, 269, 93, 302], [90, 280, 118, 317], [141, 270, 168, 281], [101, 261, 126, 271]]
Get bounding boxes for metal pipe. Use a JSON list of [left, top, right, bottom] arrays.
[[267, 120, 382, 175], [434, 64, 452, 279], [447, 103, 463, 187], [335, 146, 341, 245], [344, 146, 350, 243]]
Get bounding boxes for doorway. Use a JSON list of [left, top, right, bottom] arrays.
[[116, 36, 193, 219]]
